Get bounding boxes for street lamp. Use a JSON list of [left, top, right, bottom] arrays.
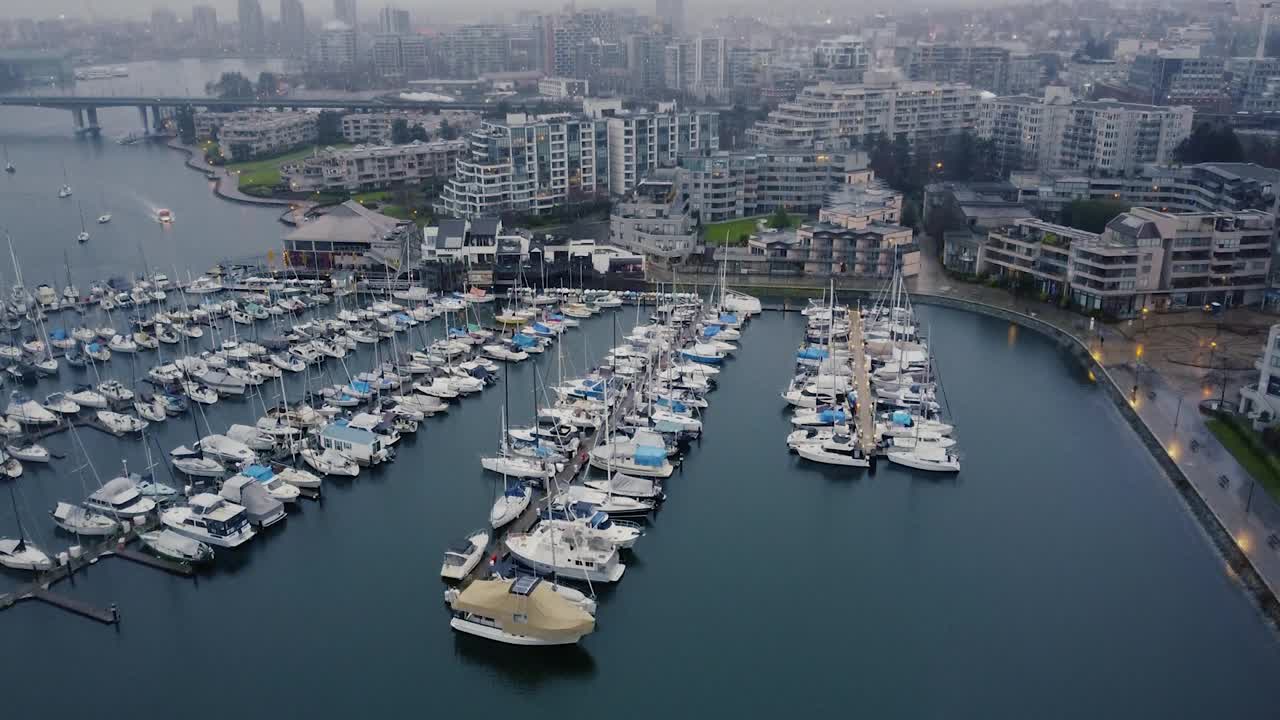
[[1141, 305, 1149, 335]]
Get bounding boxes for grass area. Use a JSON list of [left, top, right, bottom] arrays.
[[1205, 416, 1280, 500], [353, 190, 391, 204], [226, 144, 350, 190], [702, 214, 804, 246]]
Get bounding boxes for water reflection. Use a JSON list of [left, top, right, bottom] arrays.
[[453, 631, 597, 683]]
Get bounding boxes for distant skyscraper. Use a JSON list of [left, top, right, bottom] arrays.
[[318, 25, 358, 71], [280, 0, 307, 57], [192, 5, 219, 50], [150, 8, 179, 46], [334, 0, 358, 27], [655, 0, 684, 36], [238, 0, 266, 55], [378, 6, 410, 35]]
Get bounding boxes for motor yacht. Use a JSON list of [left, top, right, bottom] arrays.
[[161, 493, 256, 548]]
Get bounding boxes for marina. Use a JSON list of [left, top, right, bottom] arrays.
[[4, 58, 1280, 717]]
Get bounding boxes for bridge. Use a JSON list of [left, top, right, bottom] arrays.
[[0, 94, 570, 135]]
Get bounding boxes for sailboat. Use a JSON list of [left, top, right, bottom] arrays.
[[97, 191, 111, 224], [58, 162, 71, 198], [76, 202, 90, 243], [3, 145, 13, 173], [0, 486, 52, 571]]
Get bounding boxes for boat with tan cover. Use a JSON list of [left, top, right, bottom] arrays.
[[448, 576, 595, 645]]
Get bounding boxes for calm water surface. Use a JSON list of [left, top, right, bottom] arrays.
[[0, 60, 1278, 718]]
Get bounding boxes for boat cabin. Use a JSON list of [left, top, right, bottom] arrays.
[[319, 422, 384, 464]]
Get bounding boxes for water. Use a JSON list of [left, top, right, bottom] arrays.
[[0, 59, 289, 291], [1, 59, 1279, 717]]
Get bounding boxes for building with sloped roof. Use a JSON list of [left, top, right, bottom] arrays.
[[283, 201, 417, 273]]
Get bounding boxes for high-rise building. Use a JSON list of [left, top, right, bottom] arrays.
[[334, 0, 357, 27], [606, 108, 719, 195], [664, 42, 692, 91], [626, 31, 669, 92], [317, 24, 357, 71], [977, 87, 1194, 175], [237, 0, 266, 55], [373, 33, 427, 79], [437, 114, 609, 219], [813, 36, 871, 82], [439, 24, 509, 78], [895, 43, 1042, 95], [692, 35, 727, 97], [1126, 53, 1228, 109], [192, 5, 219, 51], [279, 0, 306, 58], [655, 0, 684, 35], [150, 8, 179, 47], [378, 6, 410, 35], [747, 72, 983, 150]]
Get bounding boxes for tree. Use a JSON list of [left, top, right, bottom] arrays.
[[175, 105, 196, 145], [255, 71, 281, 98], [1175, 122, 1244, 164], [1060, 199, 1132, 233], [316, 110, 344, 145], [901, 200, 920, 230], [767, 207, 792, 229], [391, 118, 412, 144], [205, 71, 254, 99]]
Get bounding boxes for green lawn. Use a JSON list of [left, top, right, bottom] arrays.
[[1205, 417, 1280, 501], [354, 190, 392, 204], [702, 214, 804, 246], [226, 144, 350, 190]]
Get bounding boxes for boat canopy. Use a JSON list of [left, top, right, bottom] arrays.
[[891, 411, 914, 427], [702, 325, 721, 338], [512, 334, 536, 348], [451, 578, 594, 642], [633, 445, 665, 467], [349, 380, 371, 394], [49, 329, 67, 340], [797, 347, 828, 360], [719, 312, 738, 325], [655, 397, 687, 413]]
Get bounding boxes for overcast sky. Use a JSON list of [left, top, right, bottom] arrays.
[[8, 0, 665, 22]]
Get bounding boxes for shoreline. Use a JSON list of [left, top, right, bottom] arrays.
[[164, 138, 312, 212]]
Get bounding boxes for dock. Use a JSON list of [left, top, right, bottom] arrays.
[[0, 522, 197, 625], [850, 308, 877, 458]]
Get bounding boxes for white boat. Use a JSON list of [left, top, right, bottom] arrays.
[[227, 424, 276, 452], [51, 502, 118, 535], [96, 410, 148, 434], [272, 465, 322, 490], [6, 391, 57, 425], [134, 395, 167, 422], [792, 427, 871, 468], [183, 382, 218, 405], [489, 482, 531, 529], [300, 447, 359, 477], [6, 443, 49, 463], [506, 523, 626, 583], [415, 377, 458, 400], [555, 485, 653, 518], [588, 441, 673, 479], [108, 334, 138, 353], [448, 576, 595, 646], [0, 536, 52, 571], [480, 454, 555, 480], [197, 368, 247, 395], [160, 493, 256, 548], [887, 444, 961, 472], [194, 434, 256, 466], [43, 392, 81, 415], [270, 353, 306, 373], [139, 529, 214, 563], [169, 448, 227, 478], [185, 276, 222, 294], [66, 386, 108, 409], [482, 344, 529, 362], [84, 476, 156, 519], [440, 528, 490, 580], [97, 213, 111, 224], [583, 471, 663, 500]]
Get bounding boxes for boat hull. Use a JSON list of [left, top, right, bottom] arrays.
[[449, 617, 582, 645]]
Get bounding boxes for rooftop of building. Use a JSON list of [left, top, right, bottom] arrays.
[[283, 200, 410, 244]]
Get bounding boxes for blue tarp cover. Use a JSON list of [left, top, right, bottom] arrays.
[[634, 445, 665, 467]]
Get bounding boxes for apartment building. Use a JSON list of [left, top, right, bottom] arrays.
[[605, 109, 718, 196], [895, 43, 1043, 95], [281, 140, 466, 192], [538, 76, 590, 98], [746, 71, 983, 151], [1126, 53, 1229, 109], [980, 208, 1274, 315], [1009, 162, 1280, 218], [812, 35, 871, 82], [608, 169, 698, 261], [436, 113, 608, 219], [338, 111, 478, 144], [218, 111, 317, 161], [977, 87, 1193, 175], [1228, 57, 1280, 112]]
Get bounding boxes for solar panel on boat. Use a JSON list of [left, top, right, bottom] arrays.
[[510, 575, 541, 596]]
